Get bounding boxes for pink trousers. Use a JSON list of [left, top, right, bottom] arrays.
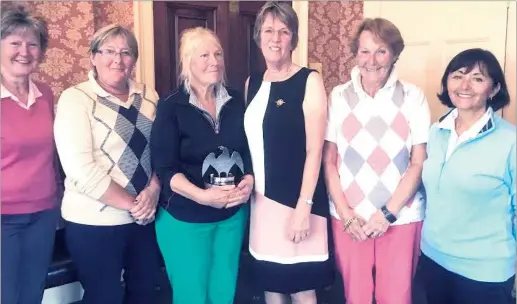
[[332, 219, 422, 304]]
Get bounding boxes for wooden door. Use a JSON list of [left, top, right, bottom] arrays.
[[226, 1, 267, 94], [153, 1, 228, 96], [153, 1, 291, 96]]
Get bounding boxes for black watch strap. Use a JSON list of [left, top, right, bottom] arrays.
[[381, 206, 397, 223]]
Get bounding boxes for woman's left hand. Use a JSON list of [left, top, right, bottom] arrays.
[[362, 209, 390, 238], [130, 186, 160, 221], [225, 175, 254, 208], [287, 203, 311, 243]]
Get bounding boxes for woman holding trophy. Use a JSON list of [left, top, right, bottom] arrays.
[[150, 27, 254, 304]]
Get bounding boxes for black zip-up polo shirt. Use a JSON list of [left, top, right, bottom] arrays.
[[150, 84, 253, 223]]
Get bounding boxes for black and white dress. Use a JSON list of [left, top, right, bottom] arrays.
[[244, 68, 334, 293]]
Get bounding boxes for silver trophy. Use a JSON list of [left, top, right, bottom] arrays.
[[202, 146, 244, 188]]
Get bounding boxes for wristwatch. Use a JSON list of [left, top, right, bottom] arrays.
[[381, 206, 397, 223]]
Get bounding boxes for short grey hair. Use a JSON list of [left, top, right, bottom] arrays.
[[89, 24, 139, 60], [1, 3, 49, 55], [253, 1, 298, 51]]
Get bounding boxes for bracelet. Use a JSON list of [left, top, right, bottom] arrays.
[[299, 196, 314, 206], [342, 216, 357, 231]]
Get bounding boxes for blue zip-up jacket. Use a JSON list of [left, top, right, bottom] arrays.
[[421, 110, 516, 282], [150, 84, 253, 223]]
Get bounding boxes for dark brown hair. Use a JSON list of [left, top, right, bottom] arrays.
[[437, 48, 509, 111]]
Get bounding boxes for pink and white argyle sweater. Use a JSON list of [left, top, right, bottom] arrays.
[[325, 67, 431, 225]]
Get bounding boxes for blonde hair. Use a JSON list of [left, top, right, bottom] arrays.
[[89, 24, 139, 77], [178, 27, 225, 94]]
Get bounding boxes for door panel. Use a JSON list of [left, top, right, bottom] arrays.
[[227, 2, 267, 94], [153, 1, 226, 96]]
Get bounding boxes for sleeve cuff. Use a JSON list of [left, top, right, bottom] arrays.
[[325, 128, 337, 143], [88, 174, 112, 200]]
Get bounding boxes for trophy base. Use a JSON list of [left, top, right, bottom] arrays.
[[205, 176, 235, 188]]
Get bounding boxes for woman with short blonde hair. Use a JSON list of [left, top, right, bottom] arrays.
[[151, 27, 254, 304], [54, 23, 162, 304]]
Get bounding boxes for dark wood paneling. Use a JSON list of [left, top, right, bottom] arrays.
[[153, 1, 226, 96]]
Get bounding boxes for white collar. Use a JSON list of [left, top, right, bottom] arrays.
[[438, 107, 493, 138], [87, 70, 143, 99], [350, 65, 399, 96], [1, 78, 43, 109]]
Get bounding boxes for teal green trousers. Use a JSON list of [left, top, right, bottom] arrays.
[[155, 206, 248, 304]]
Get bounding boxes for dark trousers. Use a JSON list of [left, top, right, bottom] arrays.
[[420, 253, 515, 304], [1, 208, 59, 304], [65, 221, 162, 304]]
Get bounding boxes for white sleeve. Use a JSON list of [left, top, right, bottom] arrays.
[[408, 89, 431, 145], [54, 88, 112, 200], [325, 88, 340, 143]]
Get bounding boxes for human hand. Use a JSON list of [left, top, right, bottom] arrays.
[[362, 209, 390, 238], [130, 186, 160, 222], [198, 185, 236, 209], [225, 175, 254, 208], [287, 202, 311, 243], [342, 213, 368, 242]]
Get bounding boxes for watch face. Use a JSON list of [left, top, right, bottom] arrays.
[[202, 146, 244, 188]]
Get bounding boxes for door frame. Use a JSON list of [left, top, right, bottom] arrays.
[[132, 1, 310, 92]]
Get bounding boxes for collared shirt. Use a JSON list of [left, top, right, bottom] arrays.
[[54, 72, 159, 226], [351, 66, 398, 97], [326, 65, 431, 225], [1, 78, 43, 110], [187, 84, 232, 133], [438, 107, 493, 161], [421, 108, 515, 282], [87, 70, 143, 108]]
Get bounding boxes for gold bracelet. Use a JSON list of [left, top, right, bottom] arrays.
[[342, 216, 357, 231]]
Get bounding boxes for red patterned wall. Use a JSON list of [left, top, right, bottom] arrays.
[[308, 1, 363, 93], [4, 1, 133, 100]]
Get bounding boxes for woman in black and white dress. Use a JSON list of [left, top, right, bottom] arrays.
[[243, 2, 334, 303]]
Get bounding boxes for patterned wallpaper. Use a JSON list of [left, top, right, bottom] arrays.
[[308, 1, 363, 94], [4, 1, 133, 100], [5, 1, 360, 99]]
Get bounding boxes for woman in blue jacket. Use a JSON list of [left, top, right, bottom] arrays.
[[421, 48, 515, 304]]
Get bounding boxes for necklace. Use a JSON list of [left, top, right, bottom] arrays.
[[265, 63, 293, 82]]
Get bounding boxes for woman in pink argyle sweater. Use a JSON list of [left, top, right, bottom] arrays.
[[323, 18, 431, 304]]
